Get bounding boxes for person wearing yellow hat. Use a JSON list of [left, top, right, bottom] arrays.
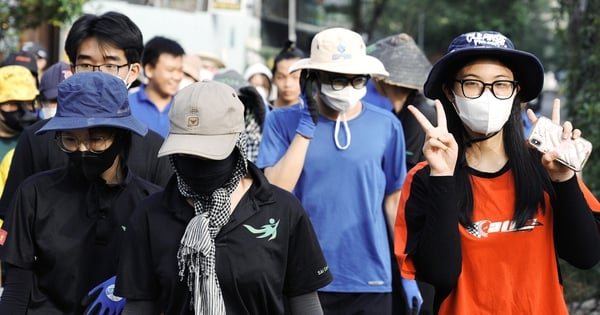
[[0, 65, 39, 176]]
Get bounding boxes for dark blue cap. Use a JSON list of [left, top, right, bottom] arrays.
[[424, 31, 544, 102], [36, 72, 148, 136], [39, 61, 72, 100]]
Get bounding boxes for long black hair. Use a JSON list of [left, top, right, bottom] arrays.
[[439, 57, 555, 229]]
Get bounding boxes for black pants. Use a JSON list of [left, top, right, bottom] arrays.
[[319, 292, 393, 315]]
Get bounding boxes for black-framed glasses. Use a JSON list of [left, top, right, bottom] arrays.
[[454, 79, 518, 100], [55, 133, 114, 153], [74, 63, 130, 76], [320, 73, 370, 91]]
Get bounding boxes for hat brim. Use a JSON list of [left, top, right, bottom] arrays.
[[157, 132, 239, 160], [424, 48, 543, 102], [35, 116, 148, 137], [289, 56, 389, 77]]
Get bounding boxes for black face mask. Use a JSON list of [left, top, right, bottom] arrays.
[[1, 102, 38, 132], [174, 150, 239, 196], [67, 134, 123, 182]]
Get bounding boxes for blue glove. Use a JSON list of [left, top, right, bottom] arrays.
[[296, 102, 317, 138], [401, 277, 423, 315], [83, 276, 126, 315], [296, 69, 318, 139]]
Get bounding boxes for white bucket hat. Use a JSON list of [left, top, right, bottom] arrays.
[[289, 27, 389, 77]]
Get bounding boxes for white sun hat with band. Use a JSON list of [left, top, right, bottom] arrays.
[[289, 27, 389, 77]]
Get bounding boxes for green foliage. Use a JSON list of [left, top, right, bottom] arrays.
[[560, 259, 600, 302], [363, 0, 561, 70], [0, 0, 86, 29], [359, 0, 599, 304], [558, 0, 600, 192]]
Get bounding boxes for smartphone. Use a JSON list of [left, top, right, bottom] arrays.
[[527, 116, 593, 172]]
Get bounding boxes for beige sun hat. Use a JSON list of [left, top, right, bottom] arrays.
[[289, 27, 389, 77], [367, 33, 432, 90]]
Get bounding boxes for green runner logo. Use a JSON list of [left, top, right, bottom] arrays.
[[243, 218, 280, 241]]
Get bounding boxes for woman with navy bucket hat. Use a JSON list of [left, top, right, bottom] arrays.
[[0, 72, 162, 314], [394, 31, 600, 314]]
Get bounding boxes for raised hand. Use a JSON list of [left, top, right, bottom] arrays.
[[527, 98, 577, 181], [408, 100, 458, 176]]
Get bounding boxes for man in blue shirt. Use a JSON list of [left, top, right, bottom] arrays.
[[257, 27, 406, 315], [129, 36, 184, 138]]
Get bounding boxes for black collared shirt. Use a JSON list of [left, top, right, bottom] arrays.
[[116, 163, 332, 315], [0, 118, 173, 219], [0, 167, 162, 314]]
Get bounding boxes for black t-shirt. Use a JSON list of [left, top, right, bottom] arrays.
[[0, 119, 173, 219], [116, 163, 333, 315], [0, 168, 162, 314]]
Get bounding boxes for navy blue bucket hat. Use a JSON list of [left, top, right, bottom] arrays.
[[424, 31, 544, 102], [36, 72, 148, 136]]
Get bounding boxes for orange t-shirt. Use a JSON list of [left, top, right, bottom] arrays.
[[395, 163, 600, 315]]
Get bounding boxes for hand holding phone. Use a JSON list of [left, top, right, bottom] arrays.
[[527, 116, 592, 172]]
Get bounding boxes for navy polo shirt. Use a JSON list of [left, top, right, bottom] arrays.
[[116, 163, 332, 314], [0, 167, 162, 314]]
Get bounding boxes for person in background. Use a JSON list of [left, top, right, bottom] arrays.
[[0, 65, 39, 196], [179, 53, 202, 90], [0, 11, 173, 222], [214, 69, 267, 163], [129, 36, 185, 138], [2, 51, 39, 86], [270, 40, 305, 109], [38, 61, 73, 119], [21, 41, 49, 82], [197, 51, 226, 81], [0, 72, 162, 314], [257, 27, 406, 315], [367, 32, 436, 315], [395, 30, 600, 314], [244, 62, 273, 108], [115, 80, 332, 314]]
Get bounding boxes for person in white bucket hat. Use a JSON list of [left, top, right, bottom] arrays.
[[257, 27, 407, 315]]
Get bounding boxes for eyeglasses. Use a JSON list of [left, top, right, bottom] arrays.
[[454, 79, 518, 100], [55, 133, 114, 153], [74, 63, 130, 76], [320, 73, 370, 91]]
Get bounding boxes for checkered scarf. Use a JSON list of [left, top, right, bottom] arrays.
[[172, 134, 248, 315]]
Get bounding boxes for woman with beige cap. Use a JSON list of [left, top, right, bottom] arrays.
[[115, 80, 332, 315]]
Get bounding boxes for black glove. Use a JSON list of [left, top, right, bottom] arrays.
[[300, 69, 319, 125]]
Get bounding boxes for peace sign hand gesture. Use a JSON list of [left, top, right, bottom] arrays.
[[408, 100, 458, 176]]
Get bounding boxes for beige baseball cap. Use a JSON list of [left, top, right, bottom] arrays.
[[158, 80, 244, 160], [289, 27, 389, 77]]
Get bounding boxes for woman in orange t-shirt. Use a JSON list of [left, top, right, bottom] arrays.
[[394, 30, 600, 314]]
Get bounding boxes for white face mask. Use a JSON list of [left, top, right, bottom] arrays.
[[319, 84, 366, 113], [319, 84, 367, 150], [40, 107, 57, 119], [453, 91, 514, 135], [119, 65, 133, 89]]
